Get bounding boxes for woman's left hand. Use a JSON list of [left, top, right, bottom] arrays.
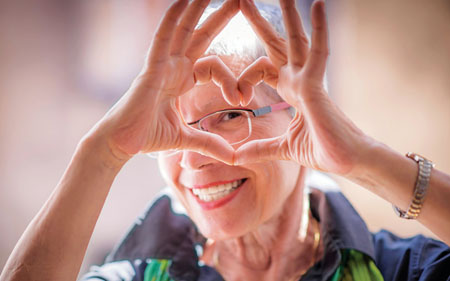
[[234, 0, 371, 176]]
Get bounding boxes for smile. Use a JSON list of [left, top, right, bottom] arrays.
[[192, 179, 245, 202], [190, 178, 247, 210]]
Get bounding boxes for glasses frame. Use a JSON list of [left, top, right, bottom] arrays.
[[149, 102, 293, 158], [186, 101, 292, 145]]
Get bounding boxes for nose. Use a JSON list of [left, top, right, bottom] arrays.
[[180, 150, 218, 170]]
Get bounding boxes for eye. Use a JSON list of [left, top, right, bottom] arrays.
[[222, 111, 243, 121]]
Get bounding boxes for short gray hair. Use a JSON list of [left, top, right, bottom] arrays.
[[200, 2, 287, 61], [199, 1, 328, 96]]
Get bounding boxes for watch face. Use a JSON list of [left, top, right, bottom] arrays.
[[392, 204, 414, 219], [407, 152, 426, 162], [407, 152, 435, 167], [413, 154, 422, 162]]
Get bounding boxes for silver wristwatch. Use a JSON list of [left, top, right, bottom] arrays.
[[393, 152, 435, 220]]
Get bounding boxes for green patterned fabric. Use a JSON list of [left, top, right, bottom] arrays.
[[330, 249, 384, 281], [144, 249, 384, 281], [143, 259, 174, 281], [141, 250, 383, 281]]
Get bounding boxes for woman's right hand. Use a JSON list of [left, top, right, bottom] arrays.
[[86, 0, 239, 166]]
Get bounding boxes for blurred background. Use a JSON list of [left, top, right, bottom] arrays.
[[0, 0, 449, 278]]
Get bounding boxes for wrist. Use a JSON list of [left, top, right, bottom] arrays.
[[345, 139, 418, 207], [345, 136, 382, 179], [345, 138, 392, 187], [78, 132, 131, 172]]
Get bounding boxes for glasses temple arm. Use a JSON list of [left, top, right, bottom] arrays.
[[252, 102, 292, 117]]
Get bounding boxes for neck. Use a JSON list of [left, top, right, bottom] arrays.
[[203, 168, 321, 281]]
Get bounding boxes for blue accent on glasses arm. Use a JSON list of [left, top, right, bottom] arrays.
[[252, 102, 292, 117], [252, 105, 272, 117]]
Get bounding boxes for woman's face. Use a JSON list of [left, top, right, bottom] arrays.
[[158, 56, 300, 240]]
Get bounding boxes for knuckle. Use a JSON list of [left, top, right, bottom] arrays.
[[195, 28, 214, 44], [311, 47, 329, 57], [178, 24, 194, 36], [267, 36, 284, 48], [280, 0, 296, 10], [208, 55, 220, 64], [154, 32, 170, 43], [258, 56, 271, 65], [199, 1, 209, 10], [289, 33, 309, 45]]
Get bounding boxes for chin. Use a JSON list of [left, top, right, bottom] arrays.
[[195, 217, 253, 241], [190, 204, 261, 241]]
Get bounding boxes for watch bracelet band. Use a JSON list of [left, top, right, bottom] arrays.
[[393, 152, 434, 220]]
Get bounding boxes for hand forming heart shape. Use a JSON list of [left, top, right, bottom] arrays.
[[92, 0, 241, 166], [98, 0, 367, 177], [231, 0, 366, 176]]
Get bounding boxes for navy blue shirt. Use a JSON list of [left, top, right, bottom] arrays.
[[82, 174, 450, 281]]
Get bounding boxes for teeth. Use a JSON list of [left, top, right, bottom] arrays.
[[192, 179, 244, 202]]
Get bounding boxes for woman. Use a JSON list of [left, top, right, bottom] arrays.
[[1, 0, 449, 280]]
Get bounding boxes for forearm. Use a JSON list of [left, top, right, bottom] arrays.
[[348, 139, 450, 245], [0, 136, 126, 281]]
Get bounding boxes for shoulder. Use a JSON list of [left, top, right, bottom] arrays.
[[372, 229, 450, 281], [80, 188, 204, 281]]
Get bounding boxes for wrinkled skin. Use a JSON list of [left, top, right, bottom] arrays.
[[91, 0, 241, 165], [235, 0, 368, 177]]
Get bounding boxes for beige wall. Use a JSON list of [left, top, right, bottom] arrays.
[[329, 0, 450, 240], [0, 0, 449, 278]]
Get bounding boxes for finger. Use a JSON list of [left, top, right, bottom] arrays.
[[180, 125, 235, 165], [237, 56, 278, 106], [280, 0, 309, 66], [186, 0, 240, 61], [233, 135, 288, 165], [239, 0, 287, 68], [304, 0, 329, 80], [170, 0, 211, 56], [193, 55, 240, 106], [147, 0, 189, 65]]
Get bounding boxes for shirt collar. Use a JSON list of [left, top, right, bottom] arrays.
[[302, 188, 375, 280]]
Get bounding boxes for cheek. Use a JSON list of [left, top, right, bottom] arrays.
[[158, 155, 195, 215], [158, 154, 182, 189], [254, 160, 300, 221], [250, 114, 292, 140]]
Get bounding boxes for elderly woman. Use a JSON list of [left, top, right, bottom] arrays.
[[1, 0, 450, 280]]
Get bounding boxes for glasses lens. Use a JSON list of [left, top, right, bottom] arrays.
[[199, 110, 251, 145]]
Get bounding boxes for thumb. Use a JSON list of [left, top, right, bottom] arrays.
[[234, 135, 288, 165], [179, 125, 235, 165]]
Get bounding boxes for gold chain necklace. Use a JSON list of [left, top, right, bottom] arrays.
[[290, 215, 321, 280]]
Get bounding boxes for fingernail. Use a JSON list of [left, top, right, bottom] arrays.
[[235, 89, 242, 106]]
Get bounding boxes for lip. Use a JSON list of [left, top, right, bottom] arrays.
[[190, 178, 247, 210], [190, 178, 243, 189]]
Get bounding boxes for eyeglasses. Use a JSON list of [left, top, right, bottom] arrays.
[[150, 102, 293, 158]]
